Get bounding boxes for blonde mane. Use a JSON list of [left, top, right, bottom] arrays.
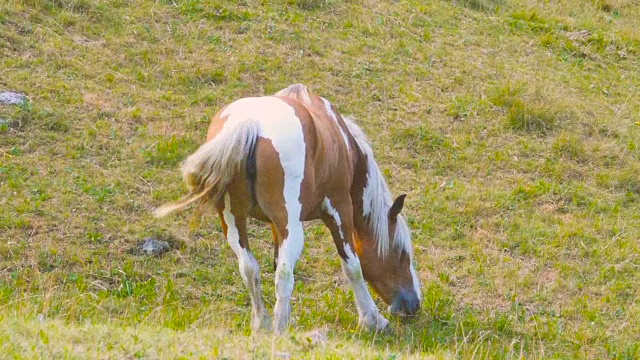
[[343, 118, 412, 259]]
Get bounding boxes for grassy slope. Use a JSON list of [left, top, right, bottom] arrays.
[[1, 0, 639, 358]]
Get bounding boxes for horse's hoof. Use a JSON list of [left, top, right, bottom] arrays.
[[358, 312, 389, 332], [273, 326, 288, 336], [272, 318, 289, 336], [374, 314, 389, 332], [252, 315, 272, 333]]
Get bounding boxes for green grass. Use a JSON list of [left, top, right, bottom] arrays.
[[1, 0, 639, 358]]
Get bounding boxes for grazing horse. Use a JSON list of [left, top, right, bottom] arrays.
[[155, 84, 421, 334]]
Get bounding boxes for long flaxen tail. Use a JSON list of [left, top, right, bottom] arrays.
[[154, 119, 260, 218]]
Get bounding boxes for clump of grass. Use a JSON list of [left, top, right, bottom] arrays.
[[552, 132, 589, 163], [455, 0, 505, 12], [289, 0, 332, 10], [178, 3, 256, 22], [490, 82, 574, 135], [611, 165, 640, 196], [46, 0, 93, 13], [447, 94, 481, 120], [593, 0, 617, 13], [507, 99, 560, 134], [507, 10, 557, 34]]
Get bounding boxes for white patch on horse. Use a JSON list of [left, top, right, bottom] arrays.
[[341, 244, 388, 330], [321, 97, 350, 153], [222, 194, 241, 253], [361, 172, 375, 216], [323, 197, 344, 240]]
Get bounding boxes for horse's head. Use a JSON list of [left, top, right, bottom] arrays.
[[357, 195, 422, 316]]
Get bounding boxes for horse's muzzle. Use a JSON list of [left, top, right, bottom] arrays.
[[389, 288, 420, 316]]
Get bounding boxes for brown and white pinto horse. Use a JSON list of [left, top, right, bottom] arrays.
[[155, 84, 421, 334]]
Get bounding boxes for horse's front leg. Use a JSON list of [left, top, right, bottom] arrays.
[[321, 197, 389, 331], [272, 218, 305, 334], [219, 194, 271, 332]]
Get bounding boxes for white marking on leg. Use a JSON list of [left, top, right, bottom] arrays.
[[321, 97, 350, 153], [341, 245, 388, 331], [323, 197, 344, 240], [223, 194, 270, 331]]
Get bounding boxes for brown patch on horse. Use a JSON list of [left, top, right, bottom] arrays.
[[253, 136, 289, 236], [206, 108, 231, 140], [219, 211, 229, 238], [353, 233, 365, 257], [216, 159, 255, 250]]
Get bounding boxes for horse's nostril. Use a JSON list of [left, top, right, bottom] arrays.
[[391, 289, 420, 316], [405, 295, 420, 315]]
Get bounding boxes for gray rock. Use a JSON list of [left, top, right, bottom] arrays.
[[303, 328, 328, 347], [565, 30, 591, 42], [0, 91, 28, 105], [141, 238, 171, 255]]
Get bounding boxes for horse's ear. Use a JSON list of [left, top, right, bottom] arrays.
[[389, 194, 406, 220]]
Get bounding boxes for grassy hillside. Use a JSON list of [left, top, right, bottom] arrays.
[[1, 0, 639, 358]]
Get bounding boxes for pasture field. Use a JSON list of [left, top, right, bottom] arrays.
[[1, 0, 639, 358]]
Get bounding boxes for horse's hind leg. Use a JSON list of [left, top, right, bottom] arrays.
[[219, 193, 271, 332], [271, 216, 304, 334], [321, 196, 388, 331], [259, 191, 304, 334]]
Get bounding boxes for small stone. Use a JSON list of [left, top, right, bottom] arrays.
[[141, 238, 171, 255], [565, 30, 591, 42], [0, 91, 28, 105], [303, 328, 328, 347]]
